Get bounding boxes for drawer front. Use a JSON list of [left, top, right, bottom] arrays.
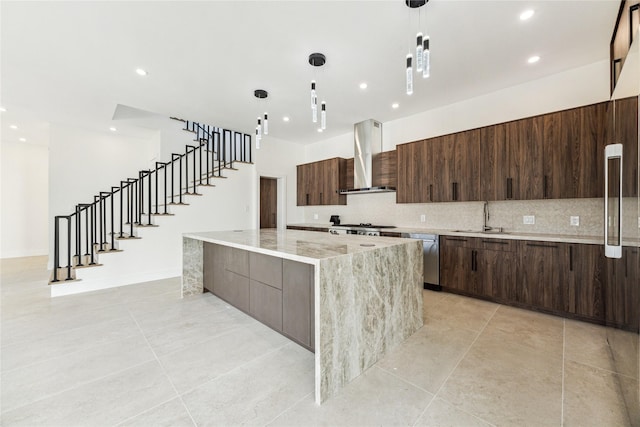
[[250, 252, 283, 289], [440, 235, 478, 248], [249, 280, 283, 331], [226, 246, 249, 276], [480, 238, 515, 252], [215, 270, 250, 313]]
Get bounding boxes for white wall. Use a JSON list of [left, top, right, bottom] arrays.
[[0, 141, 49, 258], [253, 136, 306, 228], [301, 60, 611, 235]]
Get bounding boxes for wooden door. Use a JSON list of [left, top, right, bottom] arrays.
[[615, 97, 639, 197], [578, 103, 607, 198], [518, 241, 566, 312], [456, 129, 481, 201], [440, 236, 472, 292], [296, 165, 306, 206], [480, 123, 509, 200], [569, 244, 605, 321], [478, 239, 516, 301], [396, 142, 418, 203], [510, 116, 544, 200], [260, 177, 277, 228]]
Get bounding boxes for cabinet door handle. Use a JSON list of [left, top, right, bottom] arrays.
[[320, 192, 323, 204], [429, 184, 433, 202], [507, 177, 513, 199], [526, 243, 558, 249], [634, 168, 638, 196], [543, 175, 549, 198], [569, 246, 573, 271], [452, 182, 458, 201], [445, 237, 468, 242]]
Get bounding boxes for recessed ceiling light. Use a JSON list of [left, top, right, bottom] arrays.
[[527, 55, 540, 64], [19, 137, 26, 142], [9, 125, 18, 130], [520, 9, 535, 21], [283, 116, 290, 122], [0, 107, 6, 112], [109, 127, 117, 132], [392, 103, 399, 109], [359, 82, 368, 90], [317, 128, 323, 133], [135, 68, 148, 76]]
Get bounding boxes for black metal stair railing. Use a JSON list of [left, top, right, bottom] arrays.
[[51, 120, 252, 283]]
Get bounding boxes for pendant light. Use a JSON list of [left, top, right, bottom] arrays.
[[253, 89, 268, 149], [406, 54, 413, 95], [423, 36, 430, 78], [308, 53, 326, 129], [404, 0, 430, 94]]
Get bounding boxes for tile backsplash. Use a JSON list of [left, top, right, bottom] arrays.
[[301, 193, 637, 237]]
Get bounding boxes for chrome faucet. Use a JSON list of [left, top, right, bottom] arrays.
[[483, 201, 502, 233], [483, 201, 491, 231]]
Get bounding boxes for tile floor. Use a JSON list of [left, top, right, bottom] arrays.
[[1, 256, 638, 426]]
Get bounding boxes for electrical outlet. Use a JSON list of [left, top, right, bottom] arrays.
[[313, 213, 319, 220], [420, 214, 426, 223], [523, 215, 535, 225], [570, 216, 580, 226]]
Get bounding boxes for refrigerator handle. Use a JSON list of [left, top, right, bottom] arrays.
[[604, 143, 623, 259]]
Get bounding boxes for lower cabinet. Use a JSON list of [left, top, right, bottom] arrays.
[[203, 242, 315, 351], [439, 237, 635, 330]]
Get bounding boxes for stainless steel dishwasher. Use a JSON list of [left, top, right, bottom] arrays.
[[403, 233, 440, 291]]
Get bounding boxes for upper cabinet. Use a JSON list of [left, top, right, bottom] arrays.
[[296, 157, 347, 206], [397, 130, 480, 203], [609, 96, 639, 197], [542, 103, 607, 199], [398, 101, 616, 204]]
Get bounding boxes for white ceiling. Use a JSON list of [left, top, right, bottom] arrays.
[[1, 1, 620, 146]]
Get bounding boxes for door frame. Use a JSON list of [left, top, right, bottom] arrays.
[[255, 173, 286, 230]]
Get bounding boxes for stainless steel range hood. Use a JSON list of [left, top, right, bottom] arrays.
[[339, 119, 396, 195]]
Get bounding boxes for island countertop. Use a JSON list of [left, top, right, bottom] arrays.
[[182, 228, 423, 404], [183, 229, 417, 264]]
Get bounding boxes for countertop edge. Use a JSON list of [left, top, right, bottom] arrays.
[[286, 224, 639, 247]]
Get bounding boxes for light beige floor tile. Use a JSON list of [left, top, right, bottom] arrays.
[[376, 318, 478, 393], [0, 360, 177, 426], [482, 305, 564, 356], [425, 292, 498, 332], [160, 321, 290, 393], [1, 315, 142, 372], [268, 366, 433, 427], [117, 397, 195, 427], [563, 360, 631, 427], [183, 343, 314, 427], [618, 374, 640, 426], [565, 319, 617, 372], [607, 327, 640, 379], [142, 307, 254, 355], [1, 303, 132, 347], [1, 335, 156, 412], [115, 277, 181, 302], [437, 333, 562, 426], [414, 397, 494, 427]]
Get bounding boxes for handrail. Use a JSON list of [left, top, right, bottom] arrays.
[[51, 120, 251, 282]]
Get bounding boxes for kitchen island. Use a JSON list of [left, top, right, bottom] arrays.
[[182, 229, 423, 404]]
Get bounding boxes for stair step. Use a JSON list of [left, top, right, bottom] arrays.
[[72, 255, 102, 268], [116, 235, 141, 240], [49, 267, 78, 283], [151, 212, 175, 216], [135, 223, 159, 228]]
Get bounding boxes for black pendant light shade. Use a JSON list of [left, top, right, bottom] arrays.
[[308, 53, 326, 67], [405, 0, 427, 8], [254, 89, 268, 99]]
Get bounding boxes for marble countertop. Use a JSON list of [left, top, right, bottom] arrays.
[[287, 223, 640, 247], [184, 229, 417, 265]]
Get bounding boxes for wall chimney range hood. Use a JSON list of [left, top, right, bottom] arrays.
[[339, 119, 396, 195]]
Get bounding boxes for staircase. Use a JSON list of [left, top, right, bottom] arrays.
[[50, 119, 252, 284]]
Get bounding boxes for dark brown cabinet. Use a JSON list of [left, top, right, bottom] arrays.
[[296, 157, 347, 206], [440, 237, 624, 328], [606, 247, 639, 331], [517, 241, 567, 312], [568, 243, 605, 322], [542, 103, 607, 199], [440, 236, 515, 301], [480, 118, 545, 200], [397, 130, 480, 203], [610, 96, 639, 197]]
